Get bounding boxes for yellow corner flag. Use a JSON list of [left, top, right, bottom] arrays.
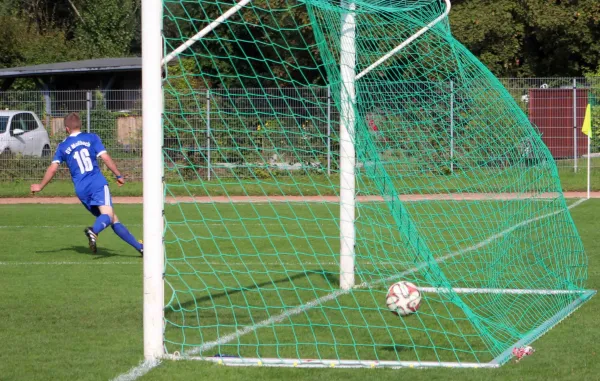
[[582, 103, 592, 137]]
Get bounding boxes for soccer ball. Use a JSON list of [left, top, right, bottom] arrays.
[[386, 281, 421, 316]]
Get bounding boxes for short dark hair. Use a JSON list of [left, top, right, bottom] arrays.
[[64, 112, 82, 129]]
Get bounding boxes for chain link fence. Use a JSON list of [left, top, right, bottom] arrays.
[[500, 77, 600, 171], [0, 89, 141, 181], [0, 78, 598, 181]]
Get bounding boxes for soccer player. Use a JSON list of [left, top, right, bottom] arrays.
[[30, 112, 143, 256]]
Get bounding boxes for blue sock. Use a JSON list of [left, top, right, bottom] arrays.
[[92, 214, 112, 235], [112, 222, 143, 251]]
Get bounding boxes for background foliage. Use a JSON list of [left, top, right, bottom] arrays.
[[0, 0, 599, 82]]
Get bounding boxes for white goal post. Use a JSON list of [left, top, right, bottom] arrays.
[[141, 0, 501, 363], [142, 0, 453, 359], [339, 0, 451, 290], [142, 0, 165, 360]]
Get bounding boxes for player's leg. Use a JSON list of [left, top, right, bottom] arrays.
[[110, 213, 144, 255], [83, 185, 114, 252], [89, 186, 114, 236], [80, 202, 103, 253], [92, 205, 113, 235]]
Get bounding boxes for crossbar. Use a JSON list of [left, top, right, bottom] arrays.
[[162, 0, 252, 65], [355, 0, 451, 80]]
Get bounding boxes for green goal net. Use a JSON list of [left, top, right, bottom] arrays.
[[159, 0, 594, 367]]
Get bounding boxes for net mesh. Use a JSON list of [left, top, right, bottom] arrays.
[[160, 0, 590, 365]]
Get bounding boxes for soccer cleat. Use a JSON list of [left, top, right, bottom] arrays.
[[84, 227, 98, 253], [138, 240, 143, 257]]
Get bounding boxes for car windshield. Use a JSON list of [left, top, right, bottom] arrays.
[[0, 116, 8, 133]]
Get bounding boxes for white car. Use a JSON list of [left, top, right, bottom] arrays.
[[0, 111, 51, 157]]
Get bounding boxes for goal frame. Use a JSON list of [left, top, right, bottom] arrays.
[[164, 286, 595, 368], [142, 0, 165, 360], [141, 0, 595, 367]]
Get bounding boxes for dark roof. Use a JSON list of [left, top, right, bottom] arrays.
[[0, 58, 141, 78]]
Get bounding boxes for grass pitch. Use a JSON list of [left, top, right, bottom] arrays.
[[1, 161, 600, 198], [0, 200, 599, 381]]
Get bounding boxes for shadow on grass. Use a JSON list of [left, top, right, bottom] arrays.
[[35, 245, 137, 259], [381, 345, 414, 353], [166, 269, 339, 316]]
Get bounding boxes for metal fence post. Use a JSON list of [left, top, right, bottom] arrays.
[[573, 78, 577, 172], [207, 89, 211, 181], [450, 80, 454, 173], [327, 85, 332, 175], [86, 91, 92, 133]]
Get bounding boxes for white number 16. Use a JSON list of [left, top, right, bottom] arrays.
[[74, 148, 93, 174]]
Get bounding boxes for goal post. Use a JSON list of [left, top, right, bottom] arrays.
[[339, 0, 357, 291], [142, 0, 165, 360], [339, 0, 451, 290], [144, 0, 595, 368]]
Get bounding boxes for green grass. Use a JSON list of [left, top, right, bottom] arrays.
[[2, 165, 599, 198], [0, 200, 599, 380]]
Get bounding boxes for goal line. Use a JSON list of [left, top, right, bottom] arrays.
[[172, 288, 595, 369]]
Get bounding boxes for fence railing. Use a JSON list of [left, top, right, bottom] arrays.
[[0, 78, 598, 182], [500, 77, 600, 172]]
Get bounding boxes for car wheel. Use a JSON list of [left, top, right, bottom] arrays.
[[42, 145, 51, 157]]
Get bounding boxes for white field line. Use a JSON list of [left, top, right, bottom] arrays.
[[0, 261, 141, 266], [0, 223, 280, 229], [111, 359, 161, 381], [179, 198, 587, 358], [0, 259, 548, 267], [418, 287, 585, 295], [0, 261, 429, 267]]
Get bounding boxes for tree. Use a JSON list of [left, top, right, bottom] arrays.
[[74, 0, 140, 58], [520, 0, 600, 76], [450, 0, 600, 77], [450, 0, 528, 76], [0, 14, 75, 67]]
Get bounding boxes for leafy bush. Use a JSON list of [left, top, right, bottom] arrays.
[[80, 91, 118, 150]]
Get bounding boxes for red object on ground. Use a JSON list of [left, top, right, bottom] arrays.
[[512, 346, 534, 362]]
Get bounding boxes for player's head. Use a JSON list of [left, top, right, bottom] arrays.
[[64, 112, 82, 135]]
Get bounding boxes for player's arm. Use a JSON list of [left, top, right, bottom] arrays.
[[30, 163, 60, 193], [99, 152, 125, 186]]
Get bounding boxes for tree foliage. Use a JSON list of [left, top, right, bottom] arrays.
[[0, 0, 140, 69], [450, 0, 600, 77], [0, 0, 598, 79], [74, 0, 139, 58]]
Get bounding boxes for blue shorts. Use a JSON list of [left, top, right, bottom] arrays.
[[79, 185, 113, 217]]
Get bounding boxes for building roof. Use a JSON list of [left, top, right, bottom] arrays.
[[0, 58, 141, 78]]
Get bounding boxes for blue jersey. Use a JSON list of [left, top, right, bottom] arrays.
[[52, 132, 108, 196]]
